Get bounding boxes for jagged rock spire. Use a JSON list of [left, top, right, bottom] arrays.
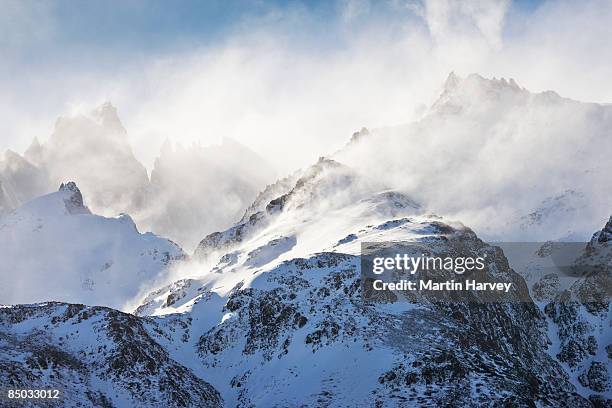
[[24, 136, 43, 164], [59, 181, 90, 215], [597, 216, 612, 243]]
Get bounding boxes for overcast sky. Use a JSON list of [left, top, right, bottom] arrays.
[[1, 0, 611, 172]]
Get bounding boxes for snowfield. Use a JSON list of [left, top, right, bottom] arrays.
[[0, 182, 185, 310]]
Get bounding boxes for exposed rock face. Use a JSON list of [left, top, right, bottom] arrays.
[[594, 217, 612, 244], [532, 273, 561, 302], [59, 181, 91, 215], [193, 160, 338, 260], [194, 211, 268, 261], [2, 160, 608, 406], [542, 216, 612, 401], [239, 172, 299, 224], [579, 362, 610, 393], [0, 303, 222, 408], [136, 157, 602, 406], [144, 223, 593, 406], [191, 251, 584, 406]]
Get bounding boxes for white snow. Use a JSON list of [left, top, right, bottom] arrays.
[[0, 185, 185, 310]]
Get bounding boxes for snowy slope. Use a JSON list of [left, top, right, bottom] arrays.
[[0, 302, 222, 408], [501, 217, 612, 403], [0, 182, 185, 310], [538, 217, 612, 400], [194, 158, 419, 255], [1, 157, 607, 406], [130, 157, 601, 406]]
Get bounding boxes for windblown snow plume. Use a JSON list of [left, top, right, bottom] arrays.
[[335, 73, 612, 241]]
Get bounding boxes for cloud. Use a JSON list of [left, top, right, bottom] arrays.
[[412, 0, 510, 49], [0, 0, 611, 175], [340, 0, 372, 22]]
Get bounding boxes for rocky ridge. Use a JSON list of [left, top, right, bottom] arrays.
[[0, 302, 222, 408]]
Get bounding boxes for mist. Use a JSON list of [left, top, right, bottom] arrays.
[[335, 73, 612, 241], [2, 3, 611, 403], [1, 0, 611, 249], [1, 0, 611, 174]]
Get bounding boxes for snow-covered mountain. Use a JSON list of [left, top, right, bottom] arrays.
[[487, 207, 611, 400], [1, 74, 610, 407], [192, 157, 420, 263], [0, 302, 222, 407], [519, 190, 588, 240], [3, 103, 276, 250], [335, 73, 612, 242], [1, 161, 609, 406], [0, 149, 48, 213], [25, 102, 150, 214], [501, 216, 612, 402], [0, 182, 185, 310], [124, 156, 608, 406]]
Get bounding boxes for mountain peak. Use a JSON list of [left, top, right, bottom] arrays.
[[349, 127, 370, 144], [467, 73, 522, 91], [442, 71, 461, 92], [1, 149, 35, 172], [594, 216, 612, 243], [3, 149, 24, 162], [58, 181, 90, 214], [59, 181, 80, 193], [454, 73, 524, 94], [92, 101, 116, 117], [24, 137, 42, 163], [91, 101, 125, 132], [432, 72, 528, 113], [52, 101, 127, 138]]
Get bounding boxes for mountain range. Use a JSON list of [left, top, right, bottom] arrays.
[[0, 74, 610, 407], [0, 102, 276, 251]]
